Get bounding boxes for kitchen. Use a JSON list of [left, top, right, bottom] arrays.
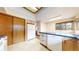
[[36, 7, 79, 51], [0, 7, 79, 51]]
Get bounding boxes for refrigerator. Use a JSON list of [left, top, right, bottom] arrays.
[[27, 24, 35, 40]]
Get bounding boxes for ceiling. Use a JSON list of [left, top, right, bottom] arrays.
[[24, 7, 42, 13]]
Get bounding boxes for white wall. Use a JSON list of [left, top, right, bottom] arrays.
[[46, 22, 55, 32], [0, 7, 6, 13], [1, 7, 36, 21], [40, 22, 47, 32], [36, 7, 79, 22]]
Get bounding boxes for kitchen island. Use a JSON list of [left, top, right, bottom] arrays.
[[39, 32, 79, 51]]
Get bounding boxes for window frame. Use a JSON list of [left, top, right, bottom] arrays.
[[56, 21, 73, 30]]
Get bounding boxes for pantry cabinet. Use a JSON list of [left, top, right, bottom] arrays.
[[13, 17, 25, 44], [0, 13, 25, 46], [0, 13, 13, 45]]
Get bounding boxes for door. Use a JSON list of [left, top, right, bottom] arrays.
[[75, 40, 79, 51], [13, 17, 25, 43], [0, 13, 13, 46]]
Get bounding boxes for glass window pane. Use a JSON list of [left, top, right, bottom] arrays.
[[66, 22, 72, 30], [56, 24, 61, 30], [56, 23, 65, 30], [61, 23, 66, 30]]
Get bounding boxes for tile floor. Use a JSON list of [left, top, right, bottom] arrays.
[[7, 38, 49, 51]]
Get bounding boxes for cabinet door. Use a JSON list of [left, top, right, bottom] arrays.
[[13, 17, 25, 44], [47, 35, 62, 51], [62, 39, 76, 51], [75, 40, 79, 51], [0, 14, 13, 46]]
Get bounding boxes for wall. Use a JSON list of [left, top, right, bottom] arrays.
[[4, 7, 36, 21], [40, 22, 47, 32], [36, 7, 79, 22], [0, 7, 36, 21], [46, 22, 55, 32], [0, 7, 6, 13]]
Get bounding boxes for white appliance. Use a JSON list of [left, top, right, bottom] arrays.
[[0, 36, 7, 51], [27, 24, 35, 40]]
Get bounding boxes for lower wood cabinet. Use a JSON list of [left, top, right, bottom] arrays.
[[75, 40, 79, 51], [62, 39, 79, 51]]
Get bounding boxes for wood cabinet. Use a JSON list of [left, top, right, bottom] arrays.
[[13, 17, 25, 44], [75, 40, 79, 51], [0, 13, 13, 45], [0, 13, 25, 46], [62, 39, 77, 51]]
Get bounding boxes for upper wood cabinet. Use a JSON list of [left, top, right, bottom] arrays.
[[0, 13, 13, 45]]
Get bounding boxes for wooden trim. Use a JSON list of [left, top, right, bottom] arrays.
[[56, 21, 73, 30], [24, 19, 26, 41], [23, 7, 42, 14], [23, 7, 36, 13], [12, 16, 14, 45], [34, 7, 43, 13]]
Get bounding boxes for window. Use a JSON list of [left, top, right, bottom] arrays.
[[56, 24, 62, 30], [56, 21, 73, 30], [76, 20, 79, 30], [65, 22, 73, 30]]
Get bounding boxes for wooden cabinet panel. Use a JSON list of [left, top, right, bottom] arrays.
[[0, 13, 26, 46], [62, 39, 76, 51], [13, 17, 25, 44], [74, 40, 79, 51], [0, 13, 13, 46]]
